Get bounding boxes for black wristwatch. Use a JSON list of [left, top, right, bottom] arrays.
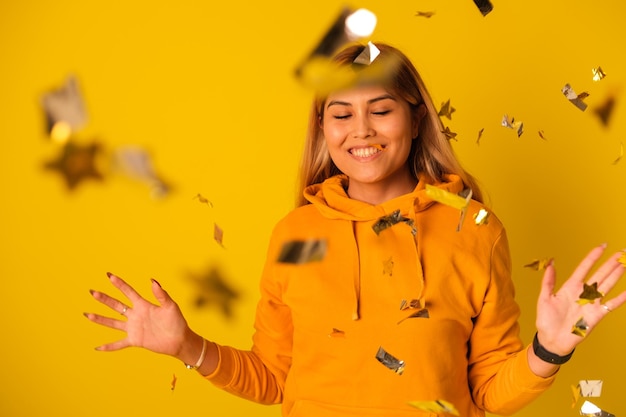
[[532, 332, 574, 365]]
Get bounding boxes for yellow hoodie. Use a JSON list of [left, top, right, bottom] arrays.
[[205, 174, 555, 416]]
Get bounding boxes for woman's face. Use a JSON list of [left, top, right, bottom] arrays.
[[322, 85, 419, 197]]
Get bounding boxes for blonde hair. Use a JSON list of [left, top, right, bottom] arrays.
[[295, 42, 483, 206]]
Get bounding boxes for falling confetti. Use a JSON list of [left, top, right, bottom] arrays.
[[425, 185, 473, 232], [523, 258, 551, 271], [441, 126, 458, 141], [213, 223, 225, 247], [375, 346, 405, 375], [562, 83, 589, 111], [400, 299, 422, 310], [577, 282, 604, 305], [193, 193, 213, 207], [44, 141, 104, 189], [438, 99, 456, 120], [593, 95, 616, 126], [538, 130, 547, 140], [501, 114, 524, 137], [571, 384, 581, 408], [189, 266, 240, 319], [473, 209, 489, 225], [472, 0, 493, 16], [328, 328, 346, 337], [612, 142, 623, 165], [41, 75, 88, 143], [415, 11, 435, 18], [397, 308, 430, 324], [353, 41, 380, 65], [408, 399, 460, 415], [112, 146, 171, 198], [572, 317, 589, 337], [578, 380, 603, 397], [618, 251, 626, 266], [277, 240, 327, 263], [382, 257, 394, 276], [476, 128, 484, 145], [372, 210, 416, 236], [592, 67, 607, 82], [580, 400, 615, 417], [171, 374, 177, 391]]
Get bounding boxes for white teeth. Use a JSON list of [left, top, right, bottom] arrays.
[[351, 146, 381, 158]]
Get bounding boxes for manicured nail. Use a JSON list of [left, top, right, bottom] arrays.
[[151, 278, 162, 288], [95, 346, 102, 351], [83, 312, 90, 318], [106, 272, 113, 279]]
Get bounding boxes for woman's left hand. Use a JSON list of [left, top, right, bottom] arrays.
[[535, 244, 626, 356]]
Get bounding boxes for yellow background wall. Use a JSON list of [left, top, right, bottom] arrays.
[[1, 1, 624, 416]]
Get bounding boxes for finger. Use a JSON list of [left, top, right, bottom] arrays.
[[563, 244, 608, 287], [538, 259, 556, 302], [603, 290, 626, 312], [95, 339, 131, 351], [150, 278, 173, 306], [90, 289, 131, 315], [594, 251, 626, 293], [83, 312, 127, 331], [107, 272, 143, 304]]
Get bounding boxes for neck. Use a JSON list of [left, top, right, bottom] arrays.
[[346, 174, 418, 205]]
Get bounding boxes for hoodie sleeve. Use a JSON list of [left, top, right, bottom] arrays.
[[203, 223, 292, 405], [468, 229, 556, 415]]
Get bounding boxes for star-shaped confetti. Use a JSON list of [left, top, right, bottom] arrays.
[[189, 266, 240, 319], [438, 99, 456, 120], [372, 210, 416, 236], [44, 141, 104, 189], [441, 126, 458, 141], [577, 282, 604, 305]]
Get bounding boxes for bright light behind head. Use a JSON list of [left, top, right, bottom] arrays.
[[345, 8, 377, 39]]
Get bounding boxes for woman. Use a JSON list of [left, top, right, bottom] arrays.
[[85, 43, 626, 417]]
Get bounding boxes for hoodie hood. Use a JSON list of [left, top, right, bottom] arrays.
[[302, 173, 466, 320]]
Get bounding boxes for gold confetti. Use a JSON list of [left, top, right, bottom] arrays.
[[472, 0, 493, 16], [375, 346, 405, 374], [400, 299, 422, 310], [476, 128, 484, 145], [383, 257, 394, 276], [50, 120, 72, 144], [438, 99, 456, 120], [415, 11, 435, 18], [618, 251, 626, 266], [562, 83, 589, 111], [441, 126, 458, 141], [44, 141, 104, 190], [213, 223, 225, 247], [580, 400, 615, 417], [353, 41, 380, 65], [328, 328, 346, 337], [572, 317, 589, 337], [425, 185, 473, 232], [577, 282, 604, 305], [538, 130, 547, 140], [397, 309, 430, 324], [578, 380, 603, 397], [408, 400, 460, 415], [372, 210, 416, 236], [473, 209, 489, 225], [594, 96, 616, 126], [189, 266, 240, 319], [171, 373, 177, 391], [612, 142, 624, 165], [41, 75, 88, 141], [193, 193, 213, 207], [592, 67, 607, 82], [277, 240, 327, 263], [524, 258, 551, 271], [501, 114, 523, 137], [571, 384, 581, 408]]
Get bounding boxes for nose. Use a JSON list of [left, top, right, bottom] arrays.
[[351, 114, 375, 139]]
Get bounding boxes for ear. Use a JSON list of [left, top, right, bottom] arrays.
[[412, 104, 428, 138]]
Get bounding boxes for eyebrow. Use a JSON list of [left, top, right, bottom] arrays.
[[326, 93, 397, 109]]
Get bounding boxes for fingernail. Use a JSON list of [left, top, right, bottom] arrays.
[[106, 272, 114, 279], [89, 289, 96, 296], [151, 278, 162, 288], [600, 242, 608, 249], [95, 346, 102, 351], [83, 312, 90, 318]]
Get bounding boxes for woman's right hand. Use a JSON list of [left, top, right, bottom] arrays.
[[85, 272, 193, 357]]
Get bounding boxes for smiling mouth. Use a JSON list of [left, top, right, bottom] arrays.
[[350, 145, 384, 158]]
